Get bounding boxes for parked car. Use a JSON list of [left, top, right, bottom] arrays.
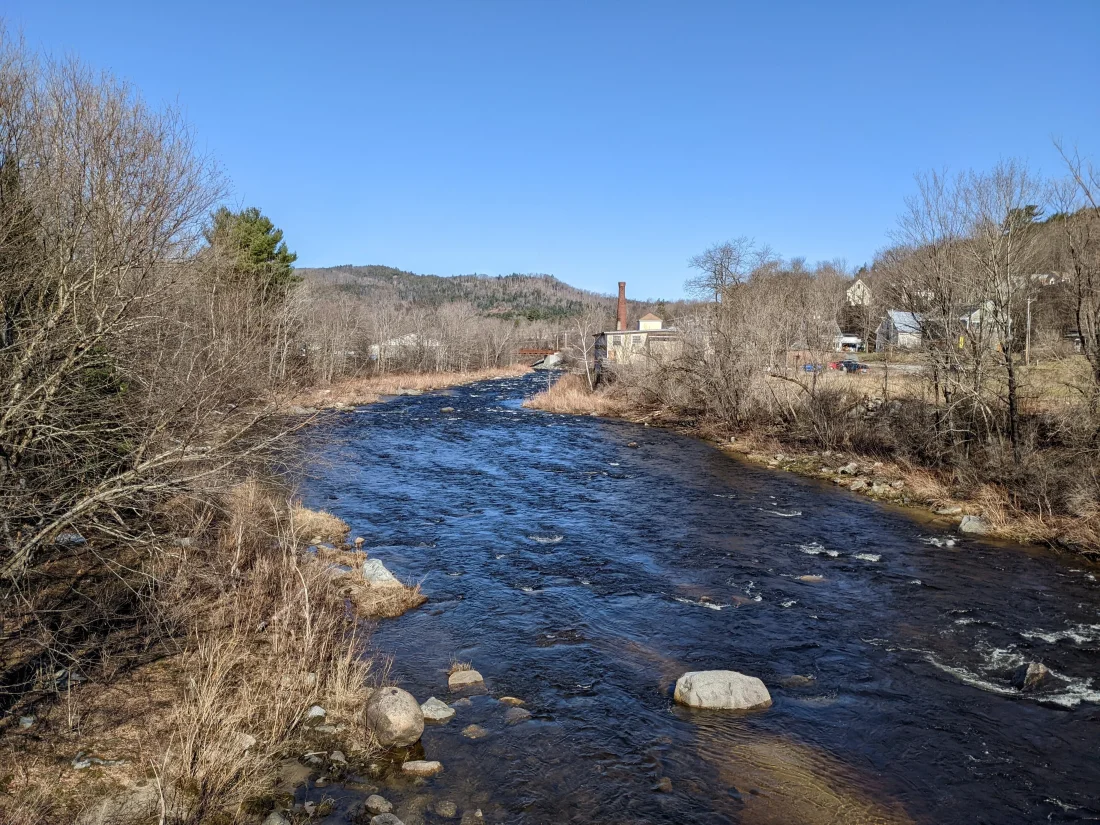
[[802, 363, 825, 373], [828, 360, 843, 370], [839, 359, 869, 373]]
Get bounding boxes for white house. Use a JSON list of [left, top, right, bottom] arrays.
[[846, 278, 873, 307], [876, 311, 923, 351]]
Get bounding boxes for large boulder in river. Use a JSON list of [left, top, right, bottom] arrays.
[[1011, 662, 1049, 692], [365, 686, 424, 747], [674, 670, 772, 711], [448, 669, 484, 689], [362, 558, 402, 588]]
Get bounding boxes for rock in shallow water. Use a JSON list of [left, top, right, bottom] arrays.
[[503, 707, 532, 725], [365, 794, 392, 815], [462, 724, 489, 739], [1011, 662, 1049, 692], [362, 558, 403, 587], [674, 670, 772, 711], [370, 815, 405, 825], [434, 800, 459, 818], [420, 696, 456, 722], [365, 686, 424, 747], [401, 759, 443, 777], [448, 669, 484, 689]]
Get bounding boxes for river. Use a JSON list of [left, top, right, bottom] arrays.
[[299, 372, 1100, 824]]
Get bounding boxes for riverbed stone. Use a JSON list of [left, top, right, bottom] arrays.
[[365, 795, 393, 815], [434, 800, 459, 818], [798, 575, 825, 583], [370, 815, 405, 825], [838, 462, 859, 475], [448, 669, 484, 689], [441, 407, 455, 413], [462, 724, 489, 739], [263, 813, 291, 825], [401, 759, 443, 777], [503, 707, 532, 725], [959, 515, 991, 535], [674, 670, 772, 711], [1011, 662, 1049, 692], [420, 696, 456, 722], [365, 686, 424, 748], [655, 776, 673, 793], [849, 480, 867, 491], [499, 696, 525, 706], [362, 558, 403, 587], [935, 505, 963, 515]]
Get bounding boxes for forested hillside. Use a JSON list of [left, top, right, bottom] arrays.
[[297, 264, 671, 321]]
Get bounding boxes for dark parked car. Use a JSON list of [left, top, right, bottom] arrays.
[[839, 359, 869, 373]]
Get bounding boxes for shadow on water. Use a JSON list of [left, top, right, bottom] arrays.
[[299, 373, 1100, 824]]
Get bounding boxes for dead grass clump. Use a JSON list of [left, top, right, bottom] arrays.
[[0, 478, 382, 825], [447, 660, 473, 676], [523, 373, 628, 416], [291, 503, 350, 545]]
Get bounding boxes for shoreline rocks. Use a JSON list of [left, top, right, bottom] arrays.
[[959, 515, 991, 535], [362, 558, 403, 588], [365, 686, 424, 748], [673, 670, 772, 711]]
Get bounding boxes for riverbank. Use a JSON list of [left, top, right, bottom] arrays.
[[525, 373, 1100, 558], [0, 489, 424, 825]]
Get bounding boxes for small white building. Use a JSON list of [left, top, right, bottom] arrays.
[[876, 311, 923, 351], [594, 314, 680, 370], [846, 278, 873, 307]]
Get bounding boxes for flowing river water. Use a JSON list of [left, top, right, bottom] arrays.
[[299, 373, 1100, 824]]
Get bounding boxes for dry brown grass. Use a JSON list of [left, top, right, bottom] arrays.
[[523, 373, 630, 416], [290, 502, 349, 544], [0, 481, 415, 825], [447, 659, 473, 676], [290, 363, 532, 409]]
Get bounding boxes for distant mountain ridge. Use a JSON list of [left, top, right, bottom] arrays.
[[296, 264, 664, 322]]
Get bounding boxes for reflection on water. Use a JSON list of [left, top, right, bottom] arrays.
[[301, 373, 1100, 824]]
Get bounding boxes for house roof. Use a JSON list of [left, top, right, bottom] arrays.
[[639, 313, 662, 321], [886, 310, 922, 335]]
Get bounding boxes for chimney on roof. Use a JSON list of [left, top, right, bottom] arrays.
[[617, 281, 627, 331]]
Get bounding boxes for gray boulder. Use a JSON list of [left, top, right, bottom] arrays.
[[420, 696, 456, 723], [503, 707, 532, 725], [263, 814, 291, 825], [959, 515, 991, 535], [365, 686, 424, 747], [838, 462, 859, 475], [365, 795, 393, 815], [448, 669, 484, 689], [673, 670, 772, 711], [371, 815, 405, 825], [362, 558, 402, 588], [401, 759, 443, 776]]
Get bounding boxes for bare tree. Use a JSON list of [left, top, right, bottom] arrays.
[[1053, 142, 1100, 407]]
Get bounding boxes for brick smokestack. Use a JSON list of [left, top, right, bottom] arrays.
[[617, 281, 627, 331]]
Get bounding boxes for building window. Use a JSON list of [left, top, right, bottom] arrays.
[[611, 335, 622, 346], [632, 335, 642, 345]]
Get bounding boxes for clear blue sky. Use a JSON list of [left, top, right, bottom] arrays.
[[6, 1, 1099, 299]]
